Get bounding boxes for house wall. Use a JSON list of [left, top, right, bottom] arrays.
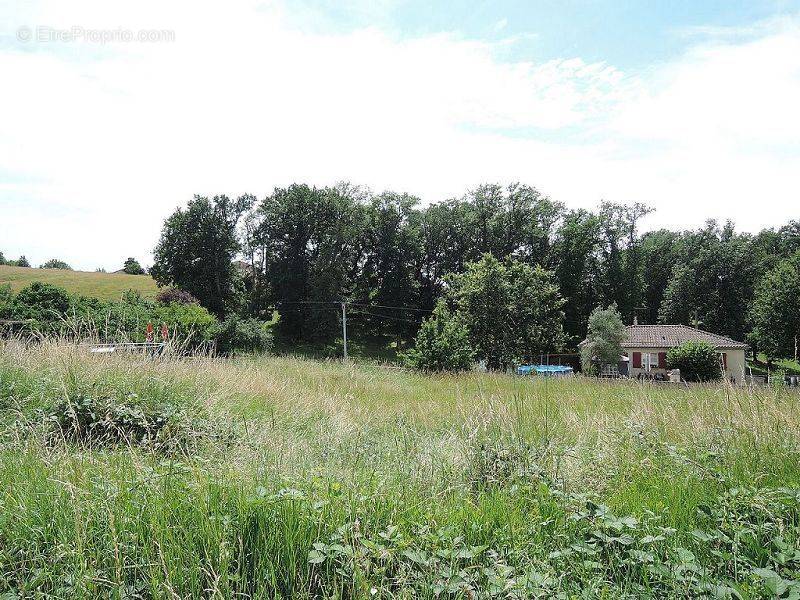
[[627, 347, 669, 379], [626, 347, 747, 384], [725, 349, 747, 384]]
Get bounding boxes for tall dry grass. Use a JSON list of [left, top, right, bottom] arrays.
[[1, 340, 798, 597]]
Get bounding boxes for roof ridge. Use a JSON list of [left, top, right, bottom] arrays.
[[620, 323, 747, 348]]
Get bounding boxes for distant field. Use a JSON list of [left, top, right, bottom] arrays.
[[0, 264, 159, 300]]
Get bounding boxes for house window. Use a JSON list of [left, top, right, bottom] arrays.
[[643, 352, 660, 371]]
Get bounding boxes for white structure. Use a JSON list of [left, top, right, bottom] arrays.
[[621, 325, 747, 383]]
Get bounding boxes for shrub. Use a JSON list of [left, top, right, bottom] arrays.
[[39, 259, 72, 270], [402, 303, 475, 372], [16, 255, 30, 267], [156, 287, 199, 306], [8, 282, 71, 332], [0, 284, 12, 315], [95, 290, 157, 342], [212, 316, 272, 355], [581, 305, 626, 373], [156, 302, 217, 347], [666, 341, 722, 382], [46, 383, 210, 454]]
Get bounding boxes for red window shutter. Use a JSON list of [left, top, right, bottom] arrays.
[[721, 353, 727, 369], [658, 352, 667, 369], [632, 352, 642, 368]]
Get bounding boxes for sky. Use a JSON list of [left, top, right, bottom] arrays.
[[1, 0, 799, 271]]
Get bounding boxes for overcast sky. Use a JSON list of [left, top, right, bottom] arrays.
[[1, 0, 799, 271]]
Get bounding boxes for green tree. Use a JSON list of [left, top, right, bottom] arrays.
[[40, 259, 72, 270], [355, 192, 422, 340], [445, 254, 565, 371], [402, 303, 475, 372], [595, 202, 652, 322], [16, 255, 30, 268], [749, 252, 800, 361], [659, 221, 756, 340], [553, 209, 601, 343], [580, 305, 626, 373], [151, 195, 252, 317], [247, 184, 366, 342], [122, 257, 146, 275], [666, 341, 722, 382], [416, 200, 471, 311], [639, 230, 683, 324]]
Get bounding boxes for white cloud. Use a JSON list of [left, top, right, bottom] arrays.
[[0, 1, 799, 269]]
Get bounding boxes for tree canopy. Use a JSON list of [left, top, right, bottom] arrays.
[[39, 259, 72, 270], [749, 251, 800, 361], [151, 195, 252, 317], [123, 257, 146, 275], [441, 254, 565, 371]]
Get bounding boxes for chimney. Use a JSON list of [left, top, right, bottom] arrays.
[[633, 315, 638, 325]]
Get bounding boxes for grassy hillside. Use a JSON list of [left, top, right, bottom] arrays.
[[0, 264, 159, 300], [0, 342, 798, 597]]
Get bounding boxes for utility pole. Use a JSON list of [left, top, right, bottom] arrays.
[[341, 301, 348, 361]]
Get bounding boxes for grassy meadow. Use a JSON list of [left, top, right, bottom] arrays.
[[0, 341, 798, 598], [0, 265, 159, 300]]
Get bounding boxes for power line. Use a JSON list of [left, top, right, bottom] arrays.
[[349, 309, 422, 325], [275, 299, 433, 314], [269, 303, 425, 324], [347, 302, 432, 313]]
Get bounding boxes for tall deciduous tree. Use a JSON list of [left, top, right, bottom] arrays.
[[750, 252, 800, 361], [553, 209, 601, 343], [151, 195, 252, 317], [247, 184, 366, 342], [639, 230, 683, 324], [444, 254, 565, 370], [596, 201, 652, 322], [659, 221, 757, 340], [356, 192, 423, 339]]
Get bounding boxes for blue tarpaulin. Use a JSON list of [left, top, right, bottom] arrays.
[[517, 364, 573, 376]]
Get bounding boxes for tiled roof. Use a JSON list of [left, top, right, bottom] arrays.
[[621, 325, 748, 349]]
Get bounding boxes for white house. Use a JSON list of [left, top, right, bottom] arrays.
[[619, 324, 748, 383]]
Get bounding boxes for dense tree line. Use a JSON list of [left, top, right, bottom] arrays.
[[150, 183, 800, 361]]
